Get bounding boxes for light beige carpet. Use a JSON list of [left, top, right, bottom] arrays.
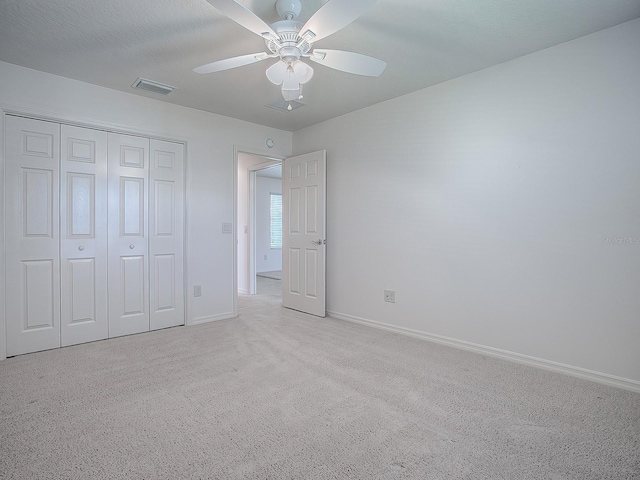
[[1, 294, 639, 479]]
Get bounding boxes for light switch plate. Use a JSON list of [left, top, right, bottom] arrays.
[[222, 223, 232, 234]]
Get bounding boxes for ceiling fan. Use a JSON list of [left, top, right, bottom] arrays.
[[194, 0, 386, 110]]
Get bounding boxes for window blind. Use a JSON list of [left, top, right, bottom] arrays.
[[270, 193, 282, 249]]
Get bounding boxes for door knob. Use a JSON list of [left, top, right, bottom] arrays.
[[78, 245, 84, 251], [311, 239, 322, 245], [129, 244, 135, 249]]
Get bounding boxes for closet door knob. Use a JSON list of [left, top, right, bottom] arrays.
[[78, 245, 84, 251], [129, 244, 135, 249]]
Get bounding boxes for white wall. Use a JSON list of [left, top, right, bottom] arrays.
[[293, 19, 640, 385], [0, 61, 292, 339], [256, 176, 283, 273]]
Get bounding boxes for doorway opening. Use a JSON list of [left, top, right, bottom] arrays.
[[254, 164, 283, 295], [237, 152, 282, 298], [236, 149, 326, 317]]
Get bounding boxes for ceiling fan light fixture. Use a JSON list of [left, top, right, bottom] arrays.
[[282, 75, 299, 91], [293, 61, 313, 83], [197, 0, 386, 110], [281, 83, 300, 101], [266, 60, 288, 84]]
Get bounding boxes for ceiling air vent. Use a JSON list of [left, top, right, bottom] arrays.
[[132, 77, 175, 96], [265, 98, 304, 112]]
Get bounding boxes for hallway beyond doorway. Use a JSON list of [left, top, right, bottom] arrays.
[[257, 271, 282, 295]]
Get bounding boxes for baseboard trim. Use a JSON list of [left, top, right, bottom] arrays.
[[328, 310, 640, 394], [190, 312, 237, 326]]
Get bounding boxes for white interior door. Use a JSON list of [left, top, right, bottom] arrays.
[[282, 150, 326, 317], [149, 139, 185, 330], [107, 133, 150, 337], [5, 116, 61, 356], [60, 125, 109, 346]]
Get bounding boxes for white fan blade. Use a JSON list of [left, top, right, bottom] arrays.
[[193, 52, 268, 74], [300, 0, 377, 43], [205, 0, 278, 41], [309, 49, 386, 76]]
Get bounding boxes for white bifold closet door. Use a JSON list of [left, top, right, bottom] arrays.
[[60, 125, 109, 346], [107, 133, 150, 337], [5, 117, 61, 356], [5, 116, 185, 356], [149, 139, 185, 331], [107, 134, 185, 337]]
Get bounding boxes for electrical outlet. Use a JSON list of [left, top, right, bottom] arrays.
[[194, 285, 202, 297], [384, 290, 395, 303]]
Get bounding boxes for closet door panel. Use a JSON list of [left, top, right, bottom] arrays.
[[5, 116, 61, 356], [60, 125, 108, 346], [108, 133, 150, 337], [121, 255, 146, 315], [149, 140, 184, 330]]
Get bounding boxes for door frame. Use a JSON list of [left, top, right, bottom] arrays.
[[0, 105, 189, 360], [0, 110, 6, 360]]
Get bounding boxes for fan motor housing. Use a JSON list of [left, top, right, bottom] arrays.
[[270, 20, 303, 36], [266, 20, 311, 56]]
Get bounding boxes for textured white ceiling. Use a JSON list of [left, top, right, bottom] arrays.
[[1, 0, 639, 131]]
